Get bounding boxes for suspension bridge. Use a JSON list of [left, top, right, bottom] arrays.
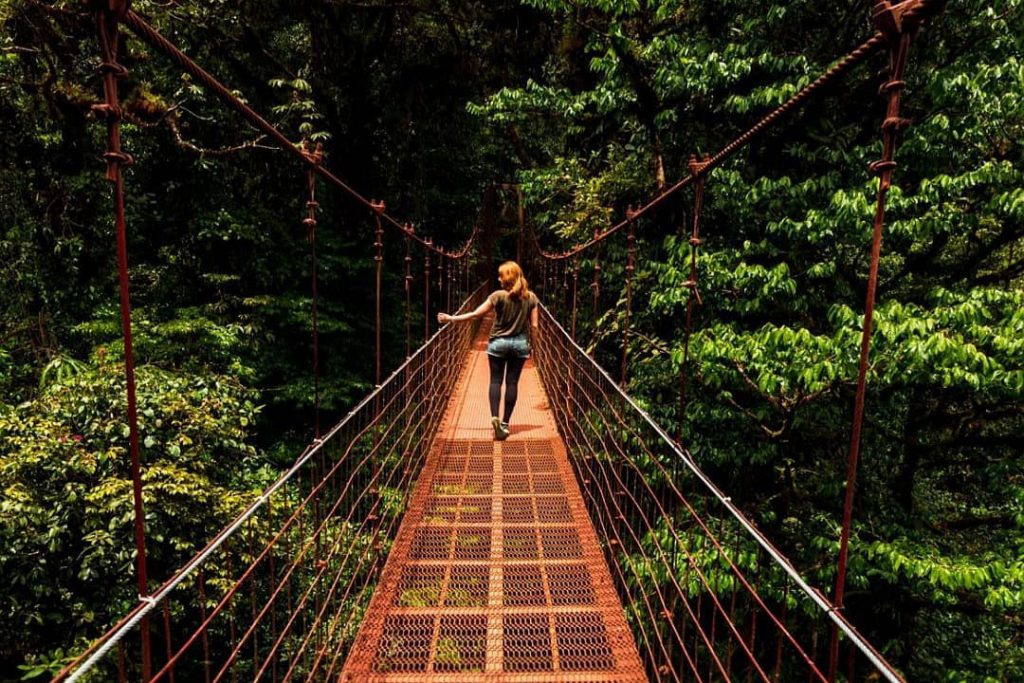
[[55, 1, 948, 681]]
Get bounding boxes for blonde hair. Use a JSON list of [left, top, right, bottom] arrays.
[[498, 261, 529, 300]]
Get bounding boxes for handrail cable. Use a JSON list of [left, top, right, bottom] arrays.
[[57, 285, 489, 683], [538, 304, 904, 683]]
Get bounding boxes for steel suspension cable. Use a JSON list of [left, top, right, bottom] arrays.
[[525, 0, 945, 261], [120, 10, 478, 260], [148, 371, 430, 681], [549, 324, 818, 682], [536, 305, 905, 682]]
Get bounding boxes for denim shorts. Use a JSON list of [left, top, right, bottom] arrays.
[[486, 334, 530, 359]]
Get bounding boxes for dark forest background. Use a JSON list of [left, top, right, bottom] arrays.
[[1, 0, 1022, 680]]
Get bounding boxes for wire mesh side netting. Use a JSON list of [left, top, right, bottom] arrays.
[[57, 287, 488, 683], [533, 305, 904, 683]]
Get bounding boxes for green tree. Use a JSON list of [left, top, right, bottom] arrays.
[[472, 0, 1024, 678]]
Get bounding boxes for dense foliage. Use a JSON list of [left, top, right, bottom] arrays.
[[471, 1, 1023, 680], [1, 0, 1021, 680], [1, 0, 544, 677]]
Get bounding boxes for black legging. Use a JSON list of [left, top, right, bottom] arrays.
[[488, 355, 527, 423]]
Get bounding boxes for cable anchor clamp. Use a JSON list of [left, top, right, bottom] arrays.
[[300, 140, 324, 165], [102, 150, 134, 167], [881, 115, 912, 133], [688, 153, 711, 177], [868, 159, 898, 176], [682, 279, 703, 306], [878, 78, 907, 96], [96, 60, 129, 79], [90, 102, 123, 121], [871, 0, 925, 38]]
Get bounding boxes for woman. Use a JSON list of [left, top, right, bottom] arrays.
[[438, 261, 539, 440]]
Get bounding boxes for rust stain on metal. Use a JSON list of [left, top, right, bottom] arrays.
[[341, 324, 647, 681]]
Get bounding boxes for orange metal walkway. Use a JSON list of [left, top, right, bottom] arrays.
[[341, 321, 647, 681]]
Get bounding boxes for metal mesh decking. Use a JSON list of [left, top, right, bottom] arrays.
[[340, 324, 646, 682]]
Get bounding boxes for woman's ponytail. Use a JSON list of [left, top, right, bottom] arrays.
[[498, 261, 529, 300]]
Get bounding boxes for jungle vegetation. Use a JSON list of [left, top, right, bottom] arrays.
[[1, 0, 1022, 680]]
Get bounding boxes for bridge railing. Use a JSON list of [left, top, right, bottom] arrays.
[[55, 286, 488, 683], [533, 304, 905, 683]]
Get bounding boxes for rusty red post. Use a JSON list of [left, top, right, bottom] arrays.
[[436, 253, 443, 307], [404, 233, 412, 359], [621, 210, 637, 386], [301, 141, 324, 439], [570, 258, 579, 341], [592, 228, 602, 329], [516, 185, 525, 264], [565, 259, 573, 317], [92, 2, 151, 678], [371, 200, 385, 387], [830, 3, 917, 679], [424, 239, 431, 343], [458, 257, 465, 304], [679, 155, 707, 443]]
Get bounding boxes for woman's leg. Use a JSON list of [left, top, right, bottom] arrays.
[[487, 354, 506, 418], [501, 357, 527, 424]]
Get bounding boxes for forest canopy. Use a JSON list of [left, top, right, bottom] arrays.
[[1, 0, 1022, 681]]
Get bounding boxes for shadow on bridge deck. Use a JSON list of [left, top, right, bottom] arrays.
[[340, 321, 647, 681]]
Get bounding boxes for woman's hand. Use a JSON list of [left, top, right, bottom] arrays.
[[439, 299, 492, 325]]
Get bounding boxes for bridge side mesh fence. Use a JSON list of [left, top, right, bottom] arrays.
[[56, 287, 487, 683], [533, 305, 904, 683]]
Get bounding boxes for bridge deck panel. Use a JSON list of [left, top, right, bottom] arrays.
[[341, 321, 646, 682]]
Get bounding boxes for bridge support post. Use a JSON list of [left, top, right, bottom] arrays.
[[678, 155, 708, 444], [516, 185, 525, 264], [91, 0, 152, 679], [424, 240, 432, 343], [302, 141, 324, 438], [404, 234, 413, 359], [830, 2, 921, 679], [591, 227, 602, 343], [371, 201, 386, 387], [621, 210, 637, 386], [372, 202, 387, 497], [570, 259, 579, 341]]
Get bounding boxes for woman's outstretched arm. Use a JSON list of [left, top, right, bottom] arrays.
[[437, 299, 493, 324]]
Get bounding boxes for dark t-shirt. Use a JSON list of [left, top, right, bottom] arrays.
[[487, 290, 538, 340]]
